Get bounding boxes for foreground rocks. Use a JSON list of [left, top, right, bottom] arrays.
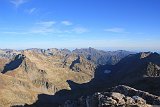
[[63, 85, 160, 107]]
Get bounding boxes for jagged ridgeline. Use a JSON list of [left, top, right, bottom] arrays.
[[0, 48, 132, 107]]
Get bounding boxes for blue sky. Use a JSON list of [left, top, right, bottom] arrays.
[[0, 0, 160, 51]]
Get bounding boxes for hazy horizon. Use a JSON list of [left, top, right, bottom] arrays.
[[0, 0, 160, 51], [0, 47, 159, 53]]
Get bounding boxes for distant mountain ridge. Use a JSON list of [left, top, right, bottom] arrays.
[[73, 47, 134, 65], [0, 47, 133, 66]]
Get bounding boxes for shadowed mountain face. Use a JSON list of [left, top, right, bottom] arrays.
[[103, 52, 160, 95], [2, 54, 25, 73], [69, 56, 80, 70]]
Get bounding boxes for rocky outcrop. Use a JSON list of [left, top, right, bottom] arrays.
[[112, 85, 160, 105], [63, 85, 160, 107], [140, 52, 152, 59], [147, 62, 160, 77]]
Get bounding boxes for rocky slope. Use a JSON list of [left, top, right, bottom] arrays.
[[63, 85, 160, 107], [0, 48, 95, 107], [0, 48, 131, 107]]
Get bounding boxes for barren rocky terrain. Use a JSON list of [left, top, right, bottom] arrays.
[[0, 48, 160, 107], [0, 48, 131, 107]]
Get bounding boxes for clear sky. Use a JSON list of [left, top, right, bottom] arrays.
[[0, 0, 160, 51]]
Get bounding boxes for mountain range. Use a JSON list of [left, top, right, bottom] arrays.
[[0, 48, 159, 107]]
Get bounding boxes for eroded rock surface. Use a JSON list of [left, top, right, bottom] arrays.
[[63, 85, 160, 107]]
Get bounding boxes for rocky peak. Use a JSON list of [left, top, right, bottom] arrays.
[[140, 52, 152, 59], [147, 62, 160, 77]]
